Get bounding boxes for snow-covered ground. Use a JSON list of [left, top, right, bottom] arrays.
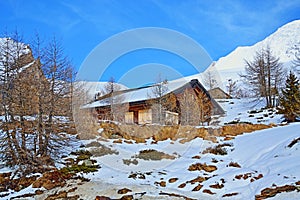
[[1, 98, 299, 200], [34, 123, 300, 200], [217, 98, 283, 125]]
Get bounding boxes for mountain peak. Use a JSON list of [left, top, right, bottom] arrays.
[[209, 20, 300, 88]]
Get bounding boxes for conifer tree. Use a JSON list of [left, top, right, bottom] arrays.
[[279, 71, 300, 122]]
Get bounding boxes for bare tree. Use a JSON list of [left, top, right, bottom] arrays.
[[178, 88, 212, 126], [149, 75, 169, 124], [0, 32, 23, 169], [0, 30, 42, 173], [226, 79, 238, 97], [40, 36, 74, 158], [99, 77, 128, 122], [0, 30, 76, 175], [198, 91, 213, 125], [72, 81, 99, 139], [178, 88, 199, 125], [240, 46, 284, 107], [203, 70, 217, 90]]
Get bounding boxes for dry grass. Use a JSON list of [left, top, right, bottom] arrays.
[[255, 184, 299, 200], [93, 122, 274, 143], [221, 123, 273, 137], [192, 184, 203, 191], [222, 193, 239, 197], [202, 143, 232, 155], [188, 163, 217, 172], [187, 176, 208, 184], [203, 189, 215, 195], [228, 161, 241, 168], [209, 183, 224, 189], [135, 149, 176, 161], [88, 144, 119, 157]]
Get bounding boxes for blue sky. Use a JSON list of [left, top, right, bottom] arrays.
[[1, 0, 300, 86]]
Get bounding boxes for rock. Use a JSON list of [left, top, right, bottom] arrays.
[[178, 183, 186, 188], [82, 159, 94, 166]]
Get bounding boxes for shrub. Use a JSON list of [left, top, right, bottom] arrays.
[[202, 143, 232, 155]]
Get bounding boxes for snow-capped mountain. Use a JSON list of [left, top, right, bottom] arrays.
[[0, 38, 34, 76], [207, 19, 300, 89], [0, 38, 31, 61]]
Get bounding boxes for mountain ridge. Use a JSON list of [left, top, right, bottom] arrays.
[[206, 19, 300, 89]]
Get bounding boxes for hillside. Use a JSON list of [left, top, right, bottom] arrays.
[[2, 98, 300, 200], [205, 19, 300, 89]]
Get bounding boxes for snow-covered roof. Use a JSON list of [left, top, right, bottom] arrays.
[[83, 78, 194, 109]]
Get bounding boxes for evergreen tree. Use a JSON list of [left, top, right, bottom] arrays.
[[279, 71, 300, 122]]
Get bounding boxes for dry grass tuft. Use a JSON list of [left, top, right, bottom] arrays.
[[228, 161, 241, 168], [202, 143, 232, 155], [188, 163, 217, 173], [209, 183, 224, 189], [203, 189, 215, 195], [187, 176, 209, 184], [135, 149, 175, 161], [192, 184, 203, 191]]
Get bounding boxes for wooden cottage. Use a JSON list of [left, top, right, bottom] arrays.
[[84, 79, 224, 125]]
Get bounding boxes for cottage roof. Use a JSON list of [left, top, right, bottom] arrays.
[[83, 78, 225, 115], [83, 78, 191, 108]]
